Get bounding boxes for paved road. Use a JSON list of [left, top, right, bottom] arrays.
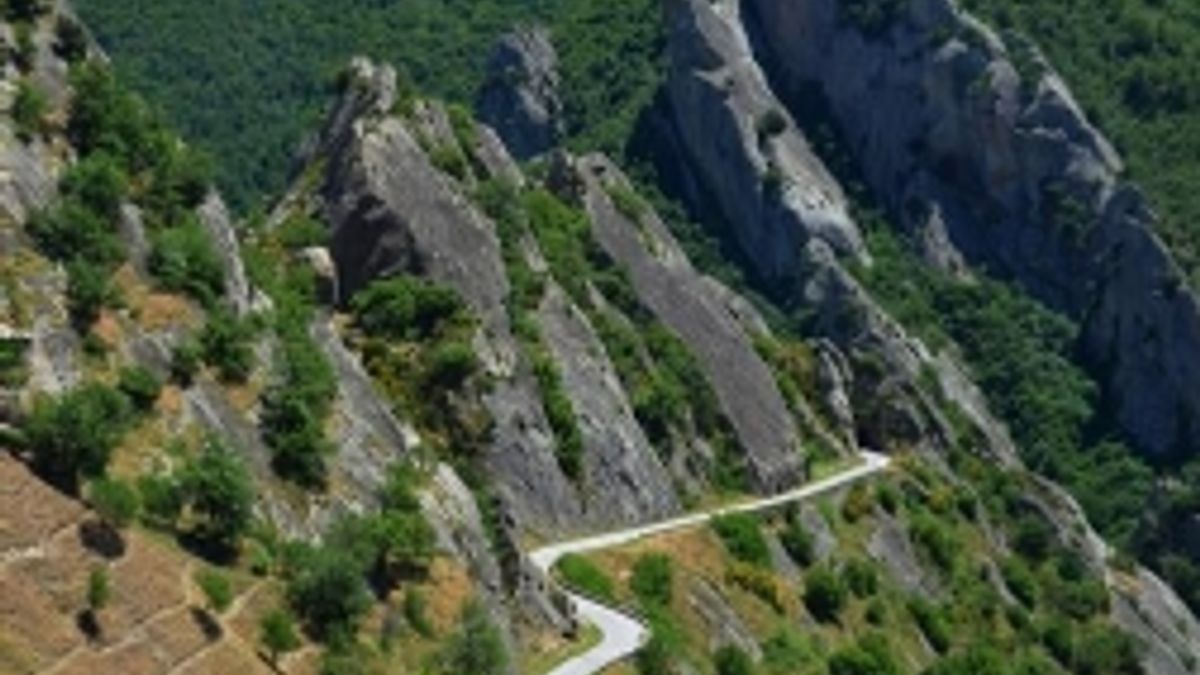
[[530, 450, 892, 675]]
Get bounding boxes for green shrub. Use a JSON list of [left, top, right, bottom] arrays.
[[437, 601, 508, 675], [170, 336, 203, 385], [714, 645, 754, 675], [404, 588, 434, 638], [12, 79, 48, 140], [779, 515, 815, 567], [844, 558, 879, 597], [25, 382, 134, 492], [424, 341, 478, 388], [117, 365, 162, 411], [908, 598, 952, 654], [148, 218, 226, 305], [87, 566, 110, 611], [199, 308, 255, 383], [803, 566, 846, 623], [66, 260, 116, 328], [828, 635, 904, 675], [259, 608, 301, 666], [277, 214, 328, 249], [288, 547, 372, 642], [352, 276, 464, 341], [557, 554, 615, 602], [88, 477, 141, 528], [712, 514, 770, 567], [179, 439, 253, 551], [27, 199, 123, 268], [196, 569, 233, 613], [630, 553, 673, 608], [726, 561, 783, 613]]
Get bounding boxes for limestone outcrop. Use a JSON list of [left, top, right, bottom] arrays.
[[477, 26, 563, 161]]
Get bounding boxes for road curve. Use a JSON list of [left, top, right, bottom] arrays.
[[530, 451, 892, 675]]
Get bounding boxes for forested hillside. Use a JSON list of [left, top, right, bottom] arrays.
[[72, 0, 663, 211]]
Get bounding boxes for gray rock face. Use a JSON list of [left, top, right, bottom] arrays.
[[537, 283, 681, 525], [578, 154, 805, 493], [197, 193, 253, 316], [662, 0, 865, 275], [477, 26, 563, 161], [743, 0, 1200, 459], [313, 61, 582, 534]]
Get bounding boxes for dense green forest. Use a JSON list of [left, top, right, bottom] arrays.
[[72, 0, 662, 212]]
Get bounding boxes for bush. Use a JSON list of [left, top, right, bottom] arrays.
[[277, 214, 328, 249], [1000, 557, 1038, 608], [779, 516, 815, 567], [25, 382, 134, 492], [137, 473, 183, 527], [196, 569, 233, 613], [910, 513, 959, 572], [149, 219, 226, 305], [87, 566, 110, 611], [66, 260, 116, 329], [909, 599, 952, 653], [88, 477, 141, 528], [712, 514, 770, 567], [404, 588, 434, 638], [437, 602, 508, 675], [424, 341, 478, 388], [352, 276, 465, 341], [557, 554, 615, 602], [844, 558, 879, 597], [631, 554, 673, 608], [170, 336, 204, 385], [828, 635, 904, 675], [803, 566, 846, 623], [726, 561, 784, 613], [288, 546, 372, 642], [12, 79, 48, 140], [27, 200, 123, 268], [259, 608, 301, 666], [117, 365, 162, 411], [199, 308, 255, 383], [714, 645, 755, 675], [179, 439, 253, 551], [62, 152, 129, 219]]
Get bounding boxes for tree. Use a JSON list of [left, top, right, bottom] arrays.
[[714, 645, 755, 675], [148, 219, 226, 306], [12, 79, 47, 140], [66, 260, 116, 329], [438, 601, 508, 675], [712, 514, 770, 567], [371, 511, 436, 585], [259, 608, 301, 668], [88, 477, 141, 529], [631, 553, 673, 608], [287, 547, 371, 641], [199, 308, 255, 383], [828, 635, 904, 675], [803, 566, 846, 624], [196, 569, 233, 614], [117, 365, 162, 412], [25, 382, 133, 492], [179, 439, 253, 552], [779, 515, 815, 567]]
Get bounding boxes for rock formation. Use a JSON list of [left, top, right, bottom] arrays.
[[477, 26, 563, 161]]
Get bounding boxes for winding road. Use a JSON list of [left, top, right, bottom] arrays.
[[530, 450, 893, 675]]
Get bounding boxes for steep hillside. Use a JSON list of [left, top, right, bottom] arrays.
[[2, 1, 1200, 675]]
